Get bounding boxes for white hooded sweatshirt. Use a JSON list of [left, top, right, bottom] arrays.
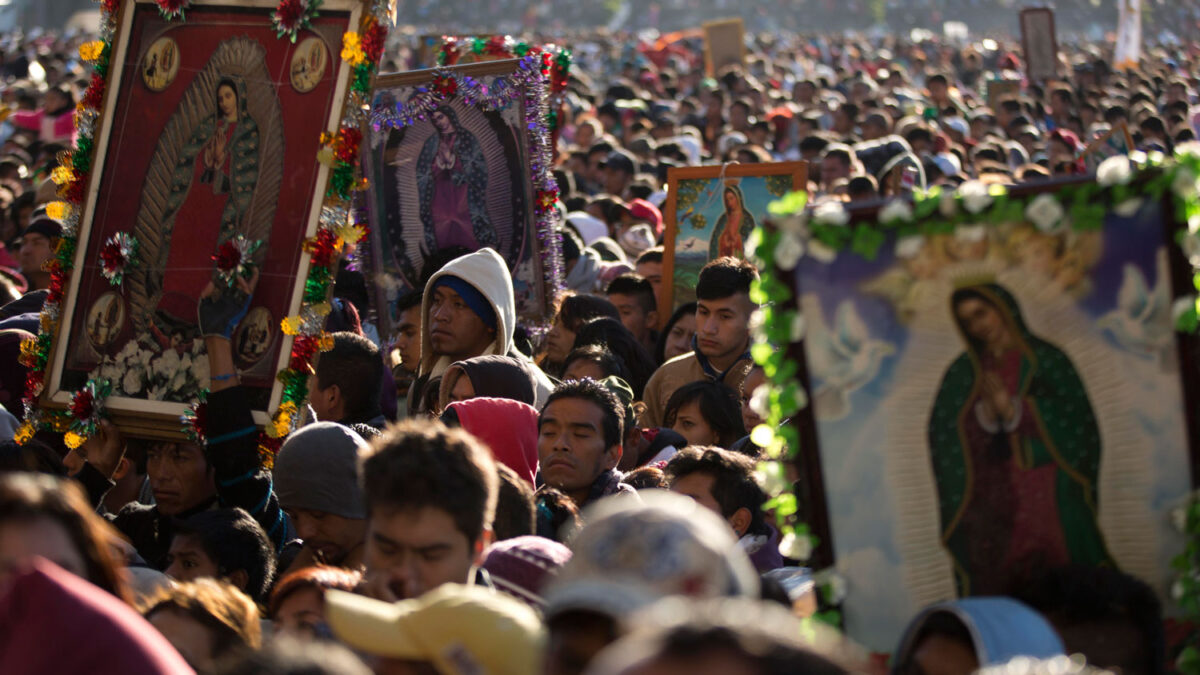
[[412, 248, 554, 412]]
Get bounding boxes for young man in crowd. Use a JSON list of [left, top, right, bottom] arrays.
[[359, 420, 499, 601], [16, 211, 59, 292], [164, 507, 276, 603], [273, 422, 371, 572], [409, 248, 553, 416], [641, 257, 757, 427], [390, 290, 423, 412], [664, 446, 783, 572], [634, 246, 665, 301], [537, 378, 630, 509], [308, 331, 386, 429], [605, 273, 658, 355]]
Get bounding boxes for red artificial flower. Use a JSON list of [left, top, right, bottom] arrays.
[[155, 0, 189, 17], [81, 74, 105, 111], [101, 0, 119, 14], [289, 335, 319, 371], [361, 20, 388, 64], [70, 390, 94, 420], [185, 401, 208, 442], [304, 229, 340, 268], [274, 0, 306, 28], [485, 36, 508, 56], [537, 188, 559, 211], [47, 274, 65, 304], [62, 175, 87, 203], [432, 73, 457, 97], [99, 240, 126, 273], [334, 127, 362, 163], [213, 240, 242, 271], [24, 371, 43, 399]]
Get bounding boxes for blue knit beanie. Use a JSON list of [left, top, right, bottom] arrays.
[[433, 276, 498, 330]]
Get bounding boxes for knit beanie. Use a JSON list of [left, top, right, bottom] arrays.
[[433, 275, 498, 331], [273, 422, 369, 520]]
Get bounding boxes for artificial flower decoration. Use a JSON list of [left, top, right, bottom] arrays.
[[274, 0, 321, 43], [155, 0, 191, 21], [360, 18, 387, 64], [66, 378, 111, 449], [99, 232, 137, 287], [1097, 154, 1134, 187], [958, 179, 993, 214], [812, 200, 850, 227], [213, 235, 262, 287], [180, 392, 208, 446], [878, 198, 914, 225], [431, 72, 458, 97], [1025, 193, 1066, 233], [341, 31, 365, 66], [79, 41, 105, 63]]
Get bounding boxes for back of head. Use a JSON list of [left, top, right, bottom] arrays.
[[572, 317, 656, 397], [142, 578, 262, 657], [314, 332, 383, 422], [361, 420, 499, 547], [491, 462, 536, 541], [697, 257, 758, 301], [174, 507, 276, 603], [558, 292, 621, 333], [274, 423, 369, 520], [215, 634, 371, 675]]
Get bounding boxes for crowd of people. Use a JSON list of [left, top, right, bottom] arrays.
[[0, 7, 1190, 675]]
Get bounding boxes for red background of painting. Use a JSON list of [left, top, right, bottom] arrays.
[[64, 4, 350, 393]]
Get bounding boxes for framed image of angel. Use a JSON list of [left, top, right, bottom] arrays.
[[364, 59, 563, 331], [661, 162, 806, 315], [38, 0, 374, 437], [784, 181, 1198, 653]]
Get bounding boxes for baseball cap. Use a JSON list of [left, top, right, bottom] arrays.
[[627, 198, 663, 236], [20, 212, 63, 241], [326, 583, 544, 675], [542, 491, 759, 621]]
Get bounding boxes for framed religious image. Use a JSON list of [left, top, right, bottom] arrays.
[[363, 58, 563, 334], [702, 18, 744, 76], [37, 0, 377, 439], [661, 162, 807, 315], [1080, 121, 1134, 172], [1020, 7, 1058, 82], [786, 180, 1197, 652]]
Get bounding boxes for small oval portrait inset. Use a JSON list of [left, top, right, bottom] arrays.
[[86, 292, 126, 350], [232, 306, 274, 367], [142, 37, 180, 92], [290, 37, 328, 94]]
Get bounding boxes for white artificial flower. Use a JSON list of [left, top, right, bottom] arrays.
[[1172, 166, 1199, 200], [815, 570, 848, 604], [1177, 141, 1200, 159], [1185, 234, 1200, 266], [790, 313, 806, 342], [1173, 295, 1198, 321], [1172, 506, 1189, 533], [958, 180, 993, 214], [895, 234, 926, 259], [744, 228, 763, 260], [750, 424, 776, 450], [807, 241, 837, 263], [774, 232, 806, 270], [122, 368, 143, 395], [939, 189, 958, 218], [155, 350, 181, 378], [748, 309, 765, 335], [777, 210, 809, 235], [169, 367, 189, 395], [750, 384, 771, 419], [879, 198, 913, 224], [148, 385, 165, 402], [1096, 155, 1133, 186], [1114, 198, 1144, 218], [955, 224, 987, 242], [812, 201, 849, 227], [1025, 193, 1065, 233], [1172, 580, 1185, 600], [755, 459, 787, 495], [778, 531, 813, 561]]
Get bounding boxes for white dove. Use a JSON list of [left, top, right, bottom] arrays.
[[1099, 250, 1174, 366], [803, 296, 896, 422]]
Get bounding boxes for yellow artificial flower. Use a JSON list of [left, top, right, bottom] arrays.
[[79, 41, 105, 62], [46, 201, 71, 220], [14, 422, 34, 445], [281, 316, 302, 335], [64, 430, 86, 449], [51, 166, 75, 185], [341, 32, 365, 66]]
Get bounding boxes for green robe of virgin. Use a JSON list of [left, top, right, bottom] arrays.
[[927, 284, 1114, 596]]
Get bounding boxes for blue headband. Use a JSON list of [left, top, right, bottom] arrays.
[[433, 276, 498, 331]]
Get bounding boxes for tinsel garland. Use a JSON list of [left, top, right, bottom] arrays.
[[370, 55, 566, 310], [437, 35, 571, 134]]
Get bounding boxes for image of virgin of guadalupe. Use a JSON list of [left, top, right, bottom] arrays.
[[927, 284, 1114, 597], [153, 76, 259, 345], [709, 184, 757, 260], [416, 104, 499, 257]]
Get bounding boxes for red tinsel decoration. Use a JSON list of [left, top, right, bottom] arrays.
[[47, 274, 65, 304], [289, 335, 320, 371], [304, 229, 340, 268], [432, 73, 457, 97], [62, 176, 88, 203], [101, 0, 119, 14], [333, 127, 362, 163], [70, 389, 94, 420], [484, 36, 507, 56], [274, 0, 306, 29], [361, 19, 387, 64], [24, 371, 43, 400], [440, 37, 460, 66], [81, 74, 105, 110], [213, 240, 241, 272]]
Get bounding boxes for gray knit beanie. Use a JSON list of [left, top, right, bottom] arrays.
[[273, 422, 369, 520]]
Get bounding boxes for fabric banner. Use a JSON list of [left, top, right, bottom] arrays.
[[1114, 0, 1141, 70]]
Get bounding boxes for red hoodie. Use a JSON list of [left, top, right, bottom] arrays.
[[445, 397, 540, 486]]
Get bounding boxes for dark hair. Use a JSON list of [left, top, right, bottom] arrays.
[[664, 446, 767, 535], [555, 292, 620, 333], [663, 381, 747, 449], [267, 564, 362, 620], [173, 508, 276, 603], [696, 257, 758, 302], [636, 246, 664, 266], [360, 420, 498, 545], [142, 579, 261, 655], [572, 317, 657, 398], [655, 301, 698, 364], [492, 464, 535, 542], [0, 473, 131, 603], [315, 332, 383, 422], [0, 438, 65, 475], [926, 73, 948, 87], [394, 289, 423, 316], [216, 634, 372, 675], [534, 487, 581, 543], [605, 273, 656, 314], [1010, 565, 1164, 675], [540, 378, 624, 451], [895, 612, 973, 675], [622, 465, 668, 490], [562, 344, 633, 384]]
